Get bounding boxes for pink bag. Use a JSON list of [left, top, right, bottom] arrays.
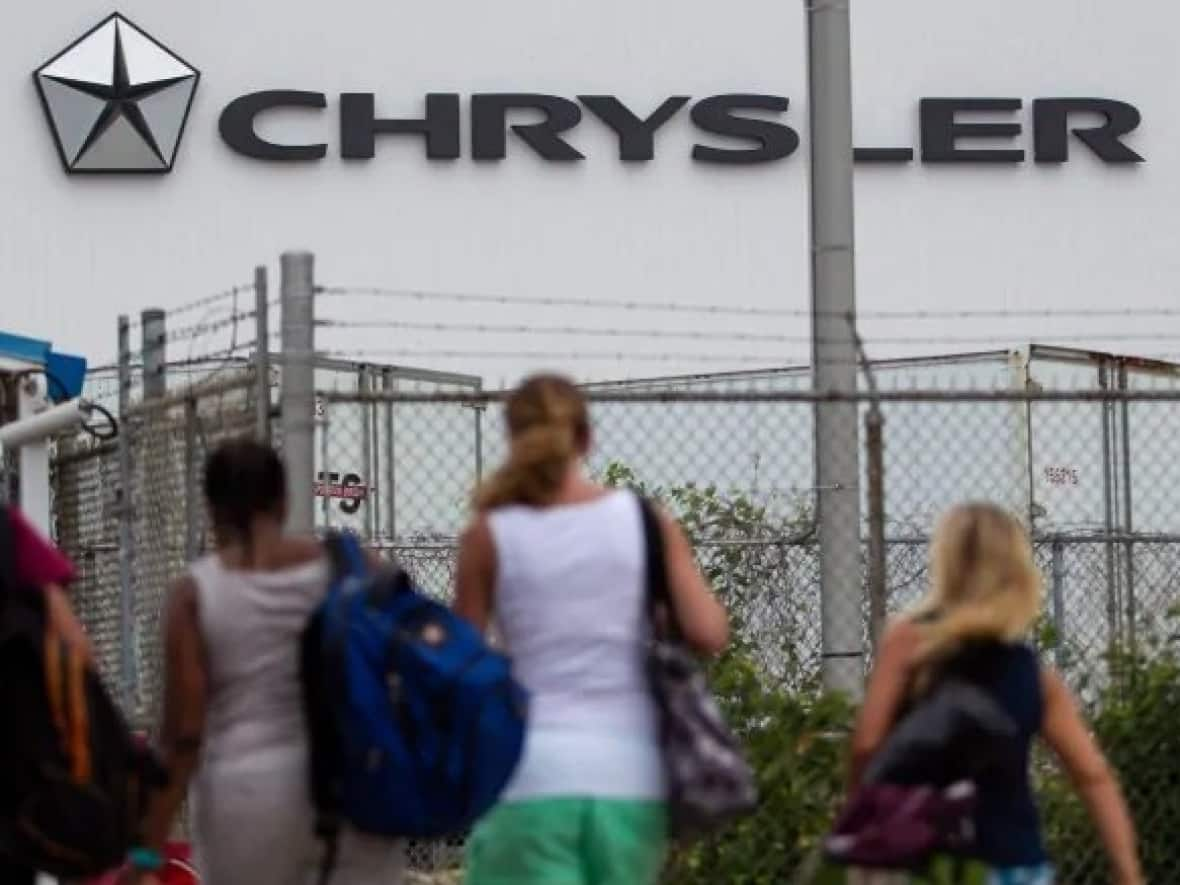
[[824, 781, 976, 868]]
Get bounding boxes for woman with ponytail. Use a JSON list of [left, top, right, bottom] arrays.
[[850, 503, 1142, 885], [454, 374, 729, 885]]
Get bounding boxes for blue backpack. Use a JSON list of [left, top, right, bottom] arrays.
[[299, 533, 527, 876]]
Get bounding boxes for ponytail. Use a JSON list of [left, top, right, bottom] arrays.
[[474, 375, 589, 511]]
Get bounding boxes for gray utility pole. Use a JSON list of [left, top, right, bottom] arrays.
[[806, 0, 864, 698], [280, 252, 316, 534]]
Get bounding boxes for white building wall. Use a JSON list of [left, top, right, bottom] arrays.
[[1, 0, 1175, 379]]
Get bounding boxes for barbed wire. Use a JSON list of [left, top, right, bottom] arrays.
[[316, 317, 1180, 348], [158, 350, 257, 371], [165, 309, 258, 345], [320, 348, 815, 366], [318, 285, 1180, 321], [164, 284, 255, 320], [317, 348, 1106, 369], [320, 319, 801, 343], [121, 284, 254, 331], [91, 298, 279, 373]]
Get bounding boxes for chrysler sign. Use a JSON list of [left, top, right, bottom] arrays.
[[219, 92, 1145, 166], [36, 14, 1146, 175]]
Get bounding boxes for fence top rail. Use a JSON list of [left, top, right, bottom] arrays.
[[370, 531, 1180, 552], [123, 369, 255, 418], [888, 532, 1180, 546], [309, 354, 482, 388], [317, 387, 1180, 406]]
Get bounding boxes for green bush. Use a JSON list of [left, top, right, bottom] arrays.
[[663, 665, 852, 884], [600, 463, 854, 883], [601, 463, 1178, 882], [1041, 636, 1180, 883]]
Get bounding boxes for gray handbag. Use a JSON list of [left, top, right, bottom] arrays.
[[638, 496, 759, 836]]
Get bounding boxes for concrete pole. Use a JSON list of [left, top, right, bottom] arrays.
[[141, 309, 167, 400], [806, 0, 863, 697], [254, 266, 272, 444], [280, 252, 316, 534]]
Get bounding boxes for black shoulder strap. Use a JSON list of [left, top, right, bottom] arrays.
[[322, 530, 365, 580], [638, 495, 683, 643], [0, 505, 17, 630], [303, 531, 356, 885], [0, 505, 14, 594]]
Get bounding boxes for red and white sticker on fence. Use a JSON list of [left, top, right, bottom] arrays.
[[315, 472, 369, 514]]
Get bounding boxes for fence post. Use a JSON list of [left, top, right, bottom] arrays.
[[183, 397, 199, 560], [1051, 540, 1067, 671], [280, 251, 316, 534], [1117, 363, 1137, 655], [141, 309, 167, 399], [383, 369, 397, 542], [1098, 363, 1120, 653], [320, 400, 332, 530], [254, 265, 271, 444], [368, 369, 381, 540], [474, 380, 485, 487], [865, 403, 887, 653], [115, 315, 136, 711], [360, 366, 375, 541], [138, 309, 167, 725]]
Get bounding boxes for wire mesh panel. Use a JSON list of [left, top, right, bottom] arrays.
[[311, 365, 483, 545], [128, 371, 257, 726], [877, 395, 1180, 885], [44, 366, 1180, 883], [51, 439, 122, 689], [315, 386, 1180, 882]]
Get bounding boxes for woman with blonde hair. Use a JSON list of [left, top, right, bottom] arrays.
[[850, 502, 1142, 884], [453, 374, 729, 885]]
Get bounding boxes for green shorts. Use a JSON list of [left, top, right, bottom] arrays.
[[465, 797, 667, 885]]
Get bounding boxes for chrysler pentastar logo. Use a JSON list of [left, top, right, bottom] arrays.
[[34, 14, 199, 174]]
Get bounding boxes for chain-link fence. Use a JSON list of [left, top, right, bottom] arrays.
[[52, 374, 261, 718], [35, 252, 1180, 881], [44, 264, 483, 871], [51, 273, 271, 728], [317, 385, 1180, 882]]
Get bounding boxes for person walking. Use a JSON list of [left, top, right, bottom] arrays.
[[127, 440, 403, 885], [849, 502, 1143, 885], [0, 504, 92, 885], [453, 374, 730, 885]]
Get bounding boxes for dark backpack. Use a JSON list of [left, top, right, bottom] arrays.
[[823, 677, 1019, 870], [300, 533, 527, 880], [0, 505, 165, 878]]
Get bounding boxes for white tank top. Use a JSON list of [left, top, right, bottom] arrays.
[[190, 554, 329, 766], [489, 489, 666, 801]]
